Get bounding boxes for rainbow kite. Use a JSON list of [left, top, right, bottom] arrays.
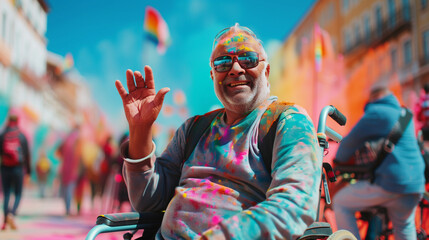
[[144, 6, 171, 54]]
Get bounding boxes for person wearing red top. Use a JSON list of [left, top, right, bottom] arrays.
[[0, 112, 31, 230]]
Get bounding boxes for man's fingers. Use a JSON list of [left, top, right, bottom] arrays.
[[115, 80, 128, 100], [134, 71, 145, 88], [126, 69, 136, 92], [144, 66, 155, 89], [154, 87, 170, 106]]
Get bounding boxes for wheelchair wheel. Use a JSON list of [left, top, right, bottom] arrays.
[[327, 230, 358, 240]]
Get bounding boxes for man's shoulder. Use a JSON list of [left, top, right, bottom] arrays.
[[268, 101, 311, 118], [260, 101, 313, 130], [184, 108, 224, 126], [365, 101, 401, 119]]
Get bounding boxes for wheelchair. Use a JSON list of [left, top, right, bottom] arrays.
[[86, 105, 357, 240]]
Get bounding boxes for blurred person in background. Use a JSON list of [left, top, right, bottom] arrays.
[[80, 139, 103, 210], [333, 87, 425, 240], [0, 111, 31, 230], [415, 83, 429, 141], [113, 133, 130, 212], [57, 125, 82, 216], [100, 135, 116, 196], [36, 149, 51, 198]]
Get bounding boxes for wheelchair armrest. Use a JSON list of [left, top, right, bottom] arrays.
[[86, 212, 164, 240], [297, 222, 333, 240], [96, 212, 164, 227]]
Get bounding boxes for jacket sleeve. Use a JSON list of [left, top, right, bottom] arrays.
[[201, 107, 322, 240], [122, 119, 191, 212], [335, 109, 392, 163]]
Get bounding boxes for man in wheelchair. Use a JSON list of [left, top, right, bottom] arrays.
[[114, 24, 322, 239], [333, 87, 425, 240]]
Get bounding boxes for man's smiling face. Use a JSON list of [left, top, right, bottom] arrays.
[[210, 30, 270, 114]]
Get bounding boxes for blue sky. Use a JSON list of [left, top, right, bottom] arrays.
[[46, 0, 316, 138]]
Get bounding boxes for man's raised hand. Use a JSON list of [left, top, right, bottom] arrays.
[[115, 66, 170, 128]]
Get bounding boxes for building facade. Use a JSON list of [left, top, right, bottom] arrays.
[[0, 0, 111, 171], [0, 0, 50, 125], [271, 0, 429, 131]]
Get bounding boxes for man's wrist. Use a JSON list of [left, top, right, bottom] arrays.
[[124, 141, 156, 163], [128, 124, 153, 158]]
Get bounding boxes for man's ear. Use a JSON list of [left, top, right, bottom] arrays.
[[265, 63, 270, 79], [210, 69, 214, 81]]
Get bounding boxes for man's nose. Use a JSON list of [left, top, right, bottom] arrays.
[[228, 61, 245, 76]]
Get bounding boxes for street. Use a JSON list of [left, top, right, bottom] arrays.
[[0, 184, 132, 240]]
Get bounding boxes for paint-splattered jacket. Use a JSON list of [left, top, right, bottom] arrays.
[[122, 96, 322, 240]]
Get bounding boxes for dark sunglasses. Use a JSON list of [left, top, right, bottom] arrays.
[[212, 51, 264, 73]]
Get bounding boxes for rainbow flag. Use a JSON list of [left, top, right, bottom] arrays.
[[63, 53, 74, 73], [144, 6, 171, 54], [314, 24, 325, 73]]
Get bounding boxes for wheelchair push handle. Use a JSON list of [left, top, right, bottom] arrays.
[[317, 105, 347, 143], [329, 105, 347, 126]]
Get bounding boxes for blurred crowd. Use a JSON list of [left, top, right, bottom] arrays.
[[0, 111, 132, 230]]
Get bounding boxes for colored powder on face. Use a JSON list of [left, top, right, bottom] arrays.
[[216, 32, 259, 54], [221, 34, 248, 46], [226, 47, 237, 54], [224, 45, 255, 54], [237, 45, 253, 52]]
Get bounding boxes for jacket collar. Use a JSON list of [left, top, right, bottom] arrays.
[[364, 93, 400, 111]]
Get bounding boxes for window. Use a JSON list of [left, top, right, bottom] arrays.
[[402, 0, 410, 21], [364, 15, 371, 43], [343, 29, 351, 51], [0, 63, 4, 93], [375, 6, 382, 36], [342, 0, 350, 14], [391, 48, 397, 70], [9, 21, 14, 49], [1, 12, 6, 41], [424, 31, 429, 62], [403, 40, 412, 66], [388, 0, 396, 27], [354, 23, 360, 44], [15, 0, 22, 8]]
